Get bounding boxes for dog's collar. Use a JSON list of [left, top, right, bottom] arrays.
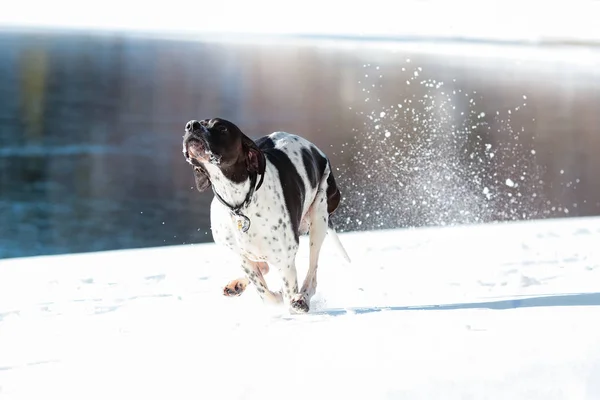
[[211, 171, 265, 233]]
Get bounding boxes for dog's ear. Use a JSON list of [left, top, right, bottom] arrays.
[[193, 165, 211, 192], [242, 134, 266, 175]]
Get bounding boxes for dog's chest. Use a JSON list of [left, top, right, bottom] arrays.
[[210, 198, 294, 263]]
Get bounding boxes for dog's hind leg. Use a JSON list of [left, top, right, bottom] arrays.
[[223, 261, 270, 297], [290, 188, 328, 313]]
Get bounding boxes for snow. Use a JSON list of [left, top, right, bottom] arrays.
[[1, 216, 600, 399]]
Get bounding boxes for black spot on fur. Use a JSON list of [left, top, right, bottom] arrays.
[[302, 148, 318, 189], [259, 137, 276, 150], [302, 146, 328, 191], [256, 212, 262, 217], [325, 160, 341, 215], [311, 146, 328, 177], [256, 138, 305, 243]]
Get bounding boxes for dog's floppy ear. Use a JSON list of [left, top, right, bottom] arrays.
[[242, 134, 266, 175], [193, 164, 211, 192]]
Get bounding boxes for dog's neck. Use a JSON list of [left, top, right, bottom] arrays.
[[205, 161, 254, 210]]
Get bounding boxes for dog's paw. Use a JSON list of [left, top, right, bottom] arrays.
[[223, 279, 247, 297], [290, 294, 310, 313]]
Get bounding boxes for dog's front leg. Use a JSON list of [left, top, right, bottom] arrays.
[[272, 258, 308, 314], [223, 262, 269, 297], [239, 258, 282, 304]]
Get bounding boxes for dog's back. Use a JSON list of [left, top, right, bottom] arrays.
[[256, 131, 341, 213]]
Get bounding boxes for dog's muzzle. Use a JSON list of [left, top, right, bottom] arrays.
[[183, 120, 220, 165]]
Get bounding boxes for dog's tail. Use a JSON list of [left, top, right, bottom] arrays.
[[327, 219, 351, 264]]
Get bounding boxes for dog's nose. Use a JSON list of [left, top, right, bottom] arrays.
[[186, 120, 201, 132]]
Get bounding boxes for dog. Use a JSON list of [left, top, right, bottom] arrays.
[[182, 117, 350, 313]]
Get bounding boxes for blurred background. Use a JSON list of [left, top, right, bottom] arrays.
[[1, 1, 599, 259]]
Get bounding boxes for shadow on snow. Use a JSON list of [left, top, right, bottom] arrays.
[[314, 292, 600, 317]]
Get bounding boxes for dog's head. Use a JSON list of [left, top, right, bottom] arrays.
[[182, 118, 265, 192]]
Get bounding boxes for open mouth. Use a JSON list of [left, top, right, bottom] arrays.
[[187, 139, 206, 159], [185, 139, 221, 165]]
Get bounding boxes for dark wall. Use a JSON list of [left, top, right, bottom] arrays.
[[1, 30, 599, 259]]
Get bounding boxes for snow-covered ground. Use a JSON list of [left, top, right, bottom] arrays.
[[1, 216, 600, 399]]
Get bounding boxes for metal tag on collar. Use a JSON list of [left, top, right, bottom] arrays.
[[233, 212, 251, 233]]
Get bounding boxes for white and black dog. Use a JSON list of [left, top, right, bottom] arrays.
[[182, 118, 350, 313]]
